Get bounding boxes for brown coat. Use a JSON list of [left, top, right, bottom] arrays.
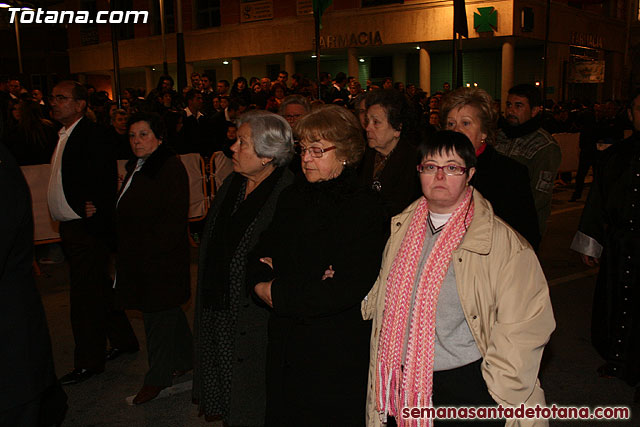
[[115, 145, 190, 312]]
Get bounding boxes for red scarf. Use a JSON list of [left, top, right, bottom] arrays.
[[376, 187, 474, 426]]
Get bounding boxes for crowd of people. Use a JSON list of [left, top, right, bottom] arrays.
[[0, 69, 638, 427]]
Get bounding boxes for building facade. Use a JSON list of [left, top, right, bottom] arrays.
[[64, 0, 632, 103]]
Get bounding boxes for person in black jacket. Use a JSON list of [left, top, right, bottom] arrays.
[[115, 112, 193, 404], [571, 90, 640, 391], [250, 105, 387, 426], [440, 87, 541, 250], [0, 143, 67, 426], [358, 89, 422, 219], [47, 81, 138, 385]]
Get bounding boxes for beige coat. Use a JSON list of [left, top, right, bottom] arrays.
[[362, 189, 555, 427]]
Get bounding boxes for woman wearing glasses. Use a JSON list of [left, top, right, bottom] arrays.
[[249, 105, 387, 426], [363, 131, 555, 426]]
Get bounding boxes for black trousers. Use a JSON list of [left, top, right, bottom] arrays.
[[388, 359, 503, 426], [572, 148, 597, 199], [142, 306, 193, 387], [60, 220, 138, 372]]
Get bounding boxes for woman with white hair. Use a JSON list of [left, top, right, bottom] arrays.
[[193, 110, 295, 425]]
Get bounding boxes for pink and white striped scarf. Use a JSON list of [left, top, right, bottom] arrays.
[[376, 187, 474, 427]]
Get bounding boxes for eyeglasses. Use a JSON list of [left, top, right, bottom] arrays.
[[417, 163, 468, 175], [296, 145, 337, 158], [47, 94, 74, 103]]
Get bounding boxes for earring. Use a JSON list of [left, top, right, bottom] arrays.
[[261, 161, 266, 166], [342, 160, 347, 166]]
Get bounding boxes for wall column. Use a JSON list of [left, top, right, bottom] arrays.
[[348, 47, 359, 79], [232, 59, 242, 82], [285, 53, 295, 80], [419, 45, 431, 96], [145, 67, 154, 96], [501, 40, 515, 111], [185, 62, 194, 83], [392, 53, 407, 84]]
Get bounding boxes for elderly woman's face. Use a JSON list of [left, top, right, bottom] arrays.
[[419, 150, 475, 214], [231, 123, 271, 178], [365, 104, 401, 156], [300, 137, 344, 183], [445, 105, 487, 150], [129, 121, 161, 159]]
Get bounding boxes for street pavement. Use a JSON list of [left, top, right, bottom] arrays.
[[34, 183, 638, 426]]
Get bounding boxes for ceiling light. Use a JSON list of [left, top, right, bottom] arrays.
[[359, 58, 365, 63], [222, 60, 229, 65]]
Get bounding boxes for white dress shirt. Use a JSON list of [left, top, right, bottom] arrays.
[[47, 117, 83, 222]]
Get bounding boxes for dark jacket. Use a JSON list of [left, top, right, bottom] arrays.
[[3, 121, 57, 165], [193, 167, 295, 425], [0, 144, 58, 412], [61, 117, 117, 237], [358, 138, 421, 219], [248, 169, 387, 426], [473, 144, 541, 250], [114, 144, 190, 312], [574, 133, 640, 385]]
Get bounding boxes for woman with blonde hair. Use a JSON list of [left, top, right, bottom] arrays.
[[440, 87, 540, 249], [250, 105, 387, 426]]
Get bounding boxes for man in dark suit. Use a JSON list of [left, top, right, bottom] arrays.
[[47, 81, 138, 385], [0, 143, 67, 425]]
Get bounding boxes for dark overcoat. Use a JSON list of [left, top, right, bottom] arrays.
[[0, 144, 58, 413], [358, 138, 421, 219], [577, 133, 640, 385], [114, 144, 190, 312], [473, 144, 541, 250], [193, 167, 295, 426], [248, 170, 387, 427]]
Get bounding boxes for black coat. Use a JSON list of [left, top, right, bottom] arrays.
[[358, 138, 421, 219], [248, 170, 387, 426], [60, 117, 117, 237], [0, 144, 57, 411], [193, 167, 295, 425], [577, 133, 640, 385], [473, 144, 541, 250], [114, 145, 190, 312]]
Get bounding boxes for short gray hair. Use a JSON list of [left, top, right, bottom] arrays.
[[278, 94, 311, 116], [236, 110, 294, 167]]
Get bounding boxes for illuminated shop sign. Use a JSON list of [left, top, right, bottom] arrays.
[[570, 32, 603, 49], [314, 31, 383, 48]]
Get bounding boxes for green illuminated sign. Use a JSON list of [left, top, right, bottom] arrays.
[[474, 7, 497, 33]]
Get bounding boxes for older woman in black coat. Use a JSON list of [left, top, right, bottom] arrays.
[[193, 110, 295, 426], [440, 87, 541, 249], [113, 112, 192, 405], [250, 105, 387, 426]]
